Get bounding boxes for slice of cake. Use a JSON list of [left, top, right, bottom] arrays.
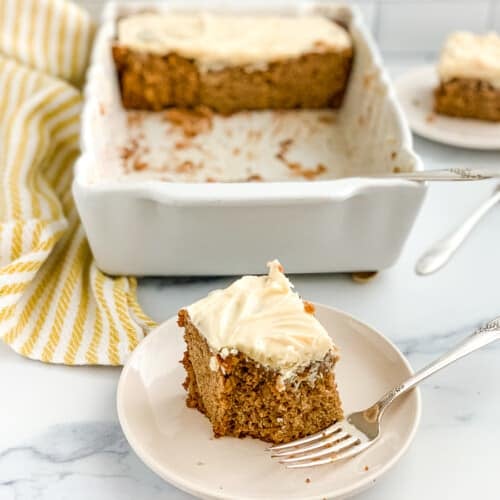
[[434, 32, 500, 121], [178, 260, 343, 444], [112, 12, 353, 113]]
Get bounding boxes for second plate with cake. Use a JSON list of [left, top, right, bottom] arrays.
[[396, 65, 500, 150]]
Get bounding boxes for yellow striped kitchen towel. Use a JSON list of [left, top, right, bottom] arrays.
[[0, 0, 157, 365]]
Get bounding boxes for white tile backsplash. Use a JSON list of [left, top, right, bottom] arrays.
[[75, 0, 500, 55], [352, 1, 378, 31], [493, 1, 500, 30], [378, 1, 490, 52]]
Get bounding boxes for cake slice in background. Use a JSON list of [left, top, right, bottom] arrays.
[[434, 31, 500, 121], [178, 260, 343, 444], [112, 12, 353, 113]]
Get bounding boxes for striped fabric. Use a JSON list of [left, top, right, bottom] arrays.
[[0, 0, 156, 365]]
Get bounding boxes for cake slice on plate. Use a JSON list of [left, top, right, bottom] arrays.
[[178, 260, 343, 444], [434, 31, 500, 121]]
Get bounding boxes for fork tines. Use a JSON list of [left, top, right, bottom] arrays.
[[268, 420, 369, 469]]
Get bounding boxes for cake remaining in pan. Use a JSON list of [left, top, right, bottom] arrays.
[[112, 12, 353, 113], [434, 32, 500, 122], [75, 2, 426, 275], [178, 260, 343, 444]]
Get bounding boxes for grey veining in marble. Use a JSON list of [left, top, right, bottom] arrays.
[[0, 423, 191, 500]]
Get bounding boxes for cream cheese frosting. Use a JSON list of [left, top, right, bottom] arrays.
[[186, 260, 336, 375], [438, 31, 500, 89], [117, 13, 352, 71]]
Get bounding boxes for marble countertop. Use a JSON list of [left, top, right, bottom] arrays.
[[1, 58, 500, 500]]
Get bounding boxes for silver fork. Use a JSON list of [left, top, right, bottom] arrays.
[[416, 184, 500, 276], [269, 316, 500, 468], [366, 167, 500, 182]]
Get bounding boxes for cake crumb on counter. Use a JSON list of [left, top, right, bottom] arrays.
[[351, 271, 378, 284]]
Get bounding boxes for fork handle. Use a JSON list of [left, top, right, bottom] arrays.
[[373, 167, 500, 182], [415, 188, 500, 275], [377, 317, 500, 415]]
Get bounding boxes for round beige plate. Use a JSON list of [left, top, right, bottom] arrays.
[[117, 304, 421, 500], [395, 65, 500, 150]]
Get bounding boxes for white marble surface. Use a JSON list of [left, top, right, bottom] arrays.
[[1, 58, 500, 499]]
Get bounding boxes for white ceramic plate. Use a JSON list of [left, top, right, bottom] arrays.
[[395, 65, 500, 150], [117, 304, 421, 499]]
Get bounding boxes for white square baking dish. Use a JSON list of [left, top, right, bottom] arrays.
[[73, 1, 427, 276]]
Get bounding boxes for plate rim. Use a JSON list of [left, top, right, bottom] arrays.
[[117, 303, 422, 500], [395, 64, 500, 151]]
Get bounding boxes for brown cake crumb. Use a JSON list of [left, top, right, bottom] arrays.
[[305, 478, 311, 484], [127, 111, 144, 127], [304, 301, 316, 314], [164, 106, 213, 137], [120, 137, 140, 161], [364, 465, 369, 471], [120, 146, 134, 160], [174, 140, 190, 150], [133, 159, 148, 171], [247, 129, 263, 141], [286, 162, 326, 180], [99, 103, 106, 115], [286, 161, 301, 172], [351, 271, 378, 283], [363, 72, 375, 88], [313, 40, 328, 51], [275, 139, 292, 163], [176, 161, 201, 173], [301, 164, 327, 180], [393, 166, 402, 173], [318, 114, 336, 124], [247, 174, 263, 182], [390, 151, 397, 160], [275, 138, 327, 179]]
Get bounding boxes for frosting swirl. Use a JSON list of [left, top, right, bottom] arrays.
[[117, 13, 352, 71], [187, 260, 336, 374], [438, 32, 500, 89]]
